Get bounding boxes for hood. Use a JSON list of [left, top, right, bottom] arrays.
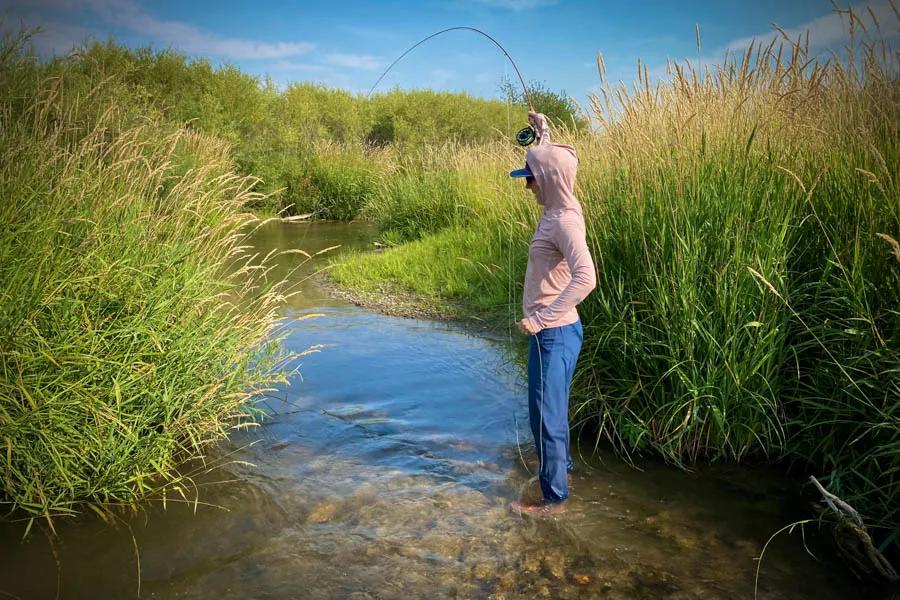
[[525, 141, 580, 214]]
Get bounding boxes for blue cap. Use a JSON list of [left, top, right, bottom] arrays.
[[509, 162, 533, 178]]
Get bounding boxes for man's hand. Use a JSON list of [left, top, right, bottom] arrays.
[[517, 318, 540, 336]]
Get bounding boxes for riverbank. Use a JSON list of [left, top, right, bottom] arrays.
[[317, 270, 525, 347], [317, 272, 467, 322]]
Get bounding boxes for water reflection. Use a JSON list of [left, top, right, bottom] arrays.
[[245, 219, 377, 310]]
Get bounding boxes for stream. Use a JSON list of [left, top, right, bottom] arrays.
[[0, 221, 858, 599]]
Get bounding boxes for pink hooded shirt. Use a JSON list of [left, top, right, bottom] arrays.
[[522, 118, 597, 331]]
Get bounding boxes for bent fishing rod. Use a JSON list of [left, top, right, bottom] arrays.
[[370, 26, 555, 480], [368, 26, 539, 147]]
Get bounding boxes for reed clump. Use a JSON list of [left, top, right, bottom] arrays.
[[0, 35, 290, 524], [293, 141, 390, 220], [576, 23, 897, 544]]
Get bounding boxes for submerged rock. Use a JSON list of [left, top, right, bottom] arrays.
[[307, 500, 339, 524]]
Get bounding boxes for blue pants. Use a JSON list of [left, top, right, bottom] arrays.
[[528, 320, 583, 503]]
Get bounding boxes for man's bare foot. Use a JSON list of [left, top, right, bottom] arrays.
[[509, 499, 566, 518]]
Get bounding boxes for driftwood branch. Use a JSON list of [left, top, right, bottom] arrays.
[[809, 476, 898, 584], [809, 475, 864, 527]]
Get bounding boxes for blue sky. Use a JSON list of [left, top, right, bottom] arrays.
[[4, 0, 897, 107]]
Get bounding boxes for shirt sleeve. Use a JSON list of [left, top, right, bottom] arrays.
[[528, 215, 596, 330]]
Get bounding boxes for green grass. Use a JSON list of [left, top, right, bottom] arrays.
[[0, 35, 290, 525], [332, 222, 520, 315], [49, 40, 575, 214], [292, 143, 387, 220]]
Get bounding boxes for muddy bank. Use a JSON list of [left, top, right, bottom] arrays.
[[316, 271, 513, 339]]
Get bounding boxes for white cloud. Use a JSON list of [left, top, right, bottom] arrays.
[[428, 68, 455, 88], [269, 61, 329, 72], [720, 0, 897, 55], [10, 0, 315, 59], [475, 70, 497, 84], [1, 18, 99, 56], [6, 0, 393, 90], [324, 53, 383, 70]]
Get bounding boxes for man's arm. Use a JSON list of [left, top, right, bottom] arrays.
[[527, 216, 596, 330]]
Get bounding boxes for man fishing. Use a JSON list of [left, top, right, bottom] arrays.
[[367, 29, 596, 517], [509, 111, 597, 517]]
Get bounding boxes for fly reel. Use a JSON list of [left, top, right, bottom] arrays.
[[516, 125, 536, 146]]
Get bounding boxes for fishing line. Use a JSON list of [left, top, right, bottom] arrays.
[[367, 26, 537, 146], [509, 215, 536, 479], [537, 329, 545, 480]]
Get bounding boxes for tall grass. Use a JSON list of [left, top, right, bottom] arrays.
[[361, 145, 492, 243], [293, 141, 388, 220], [576, 22, 898, 542], [0, 36, 290, 523], [331, 12, 899, 546]]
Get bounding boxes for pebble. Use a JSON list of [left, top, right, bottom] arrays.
[[307, 500, 338, 523]]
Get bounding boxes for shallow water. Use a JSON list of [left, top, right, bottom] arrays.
[[0, 222, 859, 599]]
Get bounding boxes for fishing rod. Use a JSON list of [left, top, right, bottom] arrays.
[[368, 26, 538, 146]]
